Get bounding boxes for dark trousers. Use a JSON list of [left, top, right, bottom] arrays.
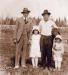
[[40, 35, 53, 68]]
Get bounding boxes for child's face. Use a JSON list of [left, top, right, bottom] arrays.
[[34, 30, 39, 34], [55, 39, 61, 43]]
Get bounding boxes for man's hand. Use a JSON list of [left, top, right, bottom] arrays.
[[28, 39, 31, 45], [13, 39, 17, 44]]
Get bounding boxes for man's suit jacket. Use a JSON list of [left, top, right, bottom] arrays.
[[14, 17, 33, 48]]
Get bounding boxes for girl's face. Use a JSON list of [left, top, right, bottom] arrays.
[[34, 30, 39, 35]]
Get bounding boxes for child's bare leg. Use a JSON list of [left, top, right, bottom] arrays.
[[32, 58, 35, 68], [35, 57, 38, 68], [55, 60, 58, 69], [57, 61, 61, 71]]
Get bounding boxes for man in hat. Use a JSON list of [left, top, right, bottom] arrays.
[[39, 9, 58, 70], [13, 8, 33, 69]]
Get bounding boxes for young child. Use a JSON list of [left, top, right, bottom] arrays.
[[29, 25, 41, 68], [52, 34, 64, 71]]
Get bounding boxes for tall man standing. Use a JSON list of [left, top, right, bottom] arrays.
[[13, 8, 33, 69], [39, 9, 58, 70]]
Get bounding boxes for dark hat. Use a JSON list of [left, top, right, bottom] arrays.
[[42, 9, 51, 16], [21, 8, 30, 14]]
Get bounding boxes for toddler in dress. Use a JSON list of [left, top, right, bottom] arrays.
[[52, 34, 64, 71]]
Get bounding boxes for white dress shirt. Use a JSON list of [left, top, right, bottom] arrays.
[[39, 19, 58, 36]]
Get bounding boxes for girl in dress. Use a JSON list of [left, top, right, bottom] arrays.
[[29, 25, 41, 68], [52, 34, 64, 71]]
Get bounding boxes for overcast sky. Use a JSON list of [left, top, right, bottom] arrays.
[[0, 0, 68, 20]]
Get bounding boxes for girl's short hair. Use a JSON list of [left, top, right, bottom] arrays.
[[32, 29, 39, 34]]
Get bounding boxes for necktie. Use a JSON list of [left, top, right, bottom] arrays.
[[24, 18, 28, 24]]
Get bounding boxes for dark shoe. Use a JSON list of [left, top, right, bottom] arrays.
[[48, 67, 52, 71]]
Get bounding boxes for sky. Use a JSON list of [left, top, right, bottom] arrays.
[[0, 0, 68, 20]]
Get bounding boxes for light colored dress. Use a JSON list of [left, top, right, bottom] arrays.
[[29, 34, 41, 58], [53, 42, 64, 61]]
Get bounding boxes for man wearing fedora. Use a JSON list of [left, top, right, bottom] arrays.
[[13, 8, 33, 69], [39, 9, 58, 70]]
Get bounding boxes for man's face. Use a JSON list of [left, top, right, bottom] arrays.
[[43, 14, 50, 21], [23, 13, 29, 18]]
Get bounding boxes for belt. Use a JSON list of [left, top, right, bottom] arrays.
[[41, 34, 52, 37]]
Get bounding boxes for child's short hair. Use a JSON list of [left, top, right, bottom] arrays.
[[32, 29, 39, 34]]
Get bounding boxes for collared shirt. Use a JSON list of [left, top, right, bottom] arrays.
[[39, 19, 58, 36]]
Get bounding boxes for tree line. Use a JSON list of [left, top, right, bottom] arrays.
[[0, 17, 68, 27]]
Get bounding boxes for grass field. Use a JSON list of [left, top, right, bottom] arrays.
[[0, 25, 68, 75]]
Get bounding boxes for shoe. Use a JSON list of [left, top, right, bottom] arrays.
[[14, 65, 19, 69], [58, 68, 61, 71], [22, 65, 27, 68], [53, 68, 57, 71], [35, 66, 39, 69], [48, 67, 52, 71]]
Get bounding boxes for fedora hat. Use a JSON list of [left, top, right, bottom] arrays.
[[42, 9, 51, 16], [21, 8, 30, 14]]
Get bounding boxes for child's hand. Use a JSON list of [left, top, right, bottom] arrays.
[[52, 48, 56, 53]]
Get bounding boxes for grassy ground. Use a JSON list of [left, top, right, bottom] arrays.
[[0, 25, 68, 75]]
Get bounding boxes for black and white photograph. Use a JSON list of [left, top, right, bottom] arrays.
[[0, 0, 68, 75]]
